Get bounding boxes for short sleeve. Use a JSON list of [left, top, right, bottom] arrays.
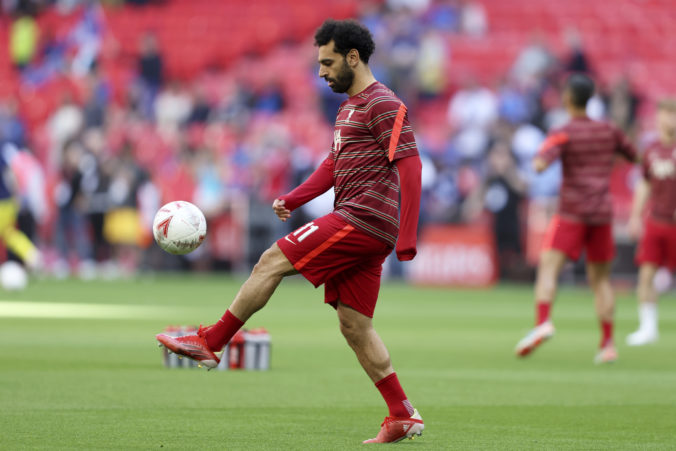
[[536, 131, 569, 164], [368, 98, 419, 163]]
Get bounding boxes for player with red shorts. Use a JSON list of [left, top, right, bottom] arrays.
[[156, 19, 424, 443], [626, 99, 676, 346], [514, 74, 637, 363]]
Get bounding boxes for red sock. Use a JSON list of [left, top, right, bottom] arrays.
[[600, 320, 613, 348], [536, 300, 551, 325], [375, 373, 414, 418], [204, 310, 244, 351]]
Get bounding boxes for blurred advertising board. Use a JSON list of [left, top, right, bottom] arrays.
[[408, 224, 497, 287]]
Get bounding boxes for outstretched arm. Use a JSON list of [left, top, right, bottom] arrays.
[[394, 155, 422, 261], [534, 132, 568, 173], [273, 157, 334, 222]]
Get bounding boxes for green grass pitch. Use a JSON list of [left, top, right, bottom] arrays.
[[1, 275, 675, 450]]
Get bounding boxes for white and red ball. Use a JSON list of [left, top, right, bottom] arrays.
[[152, 201, 207, 255]]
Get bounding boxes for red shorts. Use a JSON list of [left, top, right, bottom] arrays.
[[542, 215, 614, 262], [277, 213, 392, 318], [636, 218, 676, 271]]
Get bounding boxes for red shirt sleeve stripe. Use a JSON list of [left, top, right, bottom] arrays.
[[537, 132, 569, 156], [388, 104, 408, 162]]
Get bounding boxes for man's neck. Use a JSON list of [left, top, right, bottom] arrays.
[[347, 68, 377, 97], [568, 107, 588, 119]]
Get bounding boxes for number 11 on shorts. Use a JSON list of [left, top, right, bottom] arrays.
[[294, 222, 319, 242]]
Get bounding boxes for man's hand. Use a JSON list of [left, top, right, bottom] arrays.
[[272, 199, 291, 222], [533, 156, 548, 173]]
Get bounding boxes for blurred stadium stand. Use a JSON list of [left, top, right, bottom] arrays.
[[0, 0, 673, 282]]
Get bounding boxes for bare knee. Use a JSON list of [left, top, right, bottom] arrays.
[[337, 306, 371, 346], [586, 263, 611, 288], [252, 244, 295, 279], [339, 315, 365, 345], [536, 251, 566, 284]]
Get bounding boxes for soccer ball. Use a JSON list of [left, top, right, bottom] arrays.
[[0, 261, 28, 291], [153, 201, 207, 255]]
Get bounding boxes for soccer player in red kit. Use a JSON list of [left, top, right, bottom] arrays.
[[156, 19, 424, 443], [514, 74, 637, 364], [626, 99, 676, 346]]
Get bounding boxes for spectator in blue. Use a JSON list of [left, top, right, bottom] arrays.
[[0, 99, 27, 149], [137, 32, 164, 120]]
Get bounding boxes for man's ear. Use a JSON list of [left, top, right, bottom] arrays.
[[347, 49, 360, 67]]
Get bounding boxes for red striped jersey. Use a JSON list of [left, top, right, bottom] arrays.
[[642, 139, 676, 223], [537, 117, 637, 224], [330, 81, 419, 246]]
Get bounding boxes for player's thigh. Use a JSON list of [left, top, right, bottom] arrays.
[[280, 213, 392, 291], [256, 242, 297, 277], [538, 248, 568, 277], [277, 214, 354, 268], [664, 223, 676, 271], [636, 220, 665, 268], [326, 253, 387, 319], [586, 223, 615, 263], [543, 215, 585, 261]]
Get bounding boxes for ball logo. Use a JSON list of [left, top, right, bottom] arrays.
[[156, 216, 173, 238]]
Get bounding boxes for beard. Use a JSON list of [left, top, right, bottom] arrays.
[[325, 59, 355, 93]]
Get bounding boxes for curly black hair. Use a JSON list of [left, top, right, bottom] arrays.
[[314, 19, 375, 64]]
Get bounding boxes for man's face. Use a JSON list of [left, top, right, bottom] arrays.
[[318, 41, 355, 94]]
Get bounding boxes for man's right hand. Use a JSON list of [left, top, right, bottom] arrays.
[[272, 199, 291, 222], [533, 156, 548, 173]]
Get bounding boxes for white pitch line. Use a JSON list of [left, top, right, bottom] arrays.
[[0, 301, 168, 319]]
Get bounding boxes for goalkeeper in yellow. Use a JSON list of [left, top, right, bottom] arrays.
[[0, 144, 41, 270]]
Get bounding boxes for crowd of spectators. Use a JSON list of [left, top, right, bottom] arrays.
[[0, 0, 647, 279]]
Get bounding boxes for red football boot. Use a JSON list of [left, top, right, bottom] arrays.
[[156, 325, 220, 369], [363, 409, 424, 443]]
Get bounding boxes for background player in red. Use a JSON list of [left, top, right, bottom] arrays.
[[626, 98, 676, 346], [156, 19, 424, 443], [514, 73, 637, 364]]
